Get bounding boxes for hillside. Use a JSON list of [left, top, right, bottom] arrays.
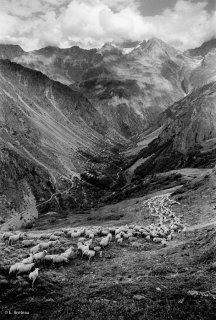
[[0, 59, 122, 230]]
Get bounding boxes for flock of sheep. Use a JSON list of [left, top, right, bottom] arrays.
[[0, 193, 184, 289]]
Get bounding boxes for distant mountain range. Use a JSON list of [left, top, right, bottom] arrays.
[[1, 37, 216, 229]]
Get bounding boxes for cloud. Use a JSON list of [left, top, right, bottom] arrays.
[[0, 0, 215, 51]]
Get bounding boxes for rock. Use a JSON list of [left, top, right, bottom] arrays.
[[133, 295, 146, 301]]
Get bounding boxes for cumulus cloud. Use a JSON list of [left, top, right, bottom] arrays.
[[0, 0, 215, 51]]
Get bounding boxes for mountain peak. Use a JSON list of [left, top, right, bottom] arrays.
[[130, 37, 178, 58]]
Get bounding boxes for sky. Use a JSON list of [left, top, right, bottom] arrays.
[[0, 0, 216, 51]]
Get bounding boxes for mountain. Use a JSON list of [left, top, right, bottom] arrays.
[[13, 46, 102, 85], [0, 59, 122, 230], [124, 81, 216, 182], [0, 44, 24, 59], [185, 39, 216, 57], [0, 38, 190, 139], [76, 38, 188, 138], [1, 38, 216, 229]]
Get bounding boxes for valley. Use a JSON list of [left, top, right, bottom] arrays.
[[1, 37, 216, 319]]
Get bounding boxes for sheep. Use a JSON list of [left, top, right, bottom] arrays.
[[78, 243, 90, 257], [107, 233, 112, 241], [30, 244, 41, 254], [94, 246, 101, 252], [117, 238, 123, 245], [33, 250, 47, 262], [17, 263, 35, 275], [29, 268, 39, 288], [161, 239, 167, 247], [153, 237, 164, 243], [9, 263, 24, 275], [167, 234, 172, 241], [2, 232, 13, 241], [68, 230, 82, 238], [115, 233, 122, 241], [101, 230, 109, 236], [48, 240, 60, 247], [61, 247, 75, 259], [84, 239, 93, 247], [45, 254, 57, 262], [49, 235, 59, 241], [53, 231, 65, 237], [83, 249, 95, 262], [78, 237, 86, 243], [51, 255, 68, 264], [132, 242, 142, 249], [8, 233, 24, 245], [22, 254, 34, 264], [22, 239, 35, 247], [100, 236, 109, 248], [39, 242, 51, 250], [128, 236, 137, 242]]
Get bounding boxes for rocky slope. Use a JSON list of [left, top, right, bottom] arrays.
[[124, 81, 216, 182], [0, 59, 122, 230]]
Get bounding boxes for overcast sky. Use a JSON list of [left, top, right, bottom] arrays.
[[0, 0, 215, 51]]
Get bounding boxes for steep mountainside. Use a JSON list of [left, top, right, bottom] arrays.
[[0, 44, 24, 59], [185, 39, 216, 57], [0, 60, 121, 230], [124, 81, 216, 181], [5, 39, 192, 139]]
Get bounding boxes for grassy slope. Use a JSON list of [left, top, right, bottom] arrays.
[[1, 169, 216, 319]]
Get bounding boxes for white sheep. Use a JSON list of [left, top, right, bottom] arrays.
[[53, 231, 65, 237], [52, 255, 68, 264], [9, 263, 23, 275], [132, 242, 142, 249], [83, 249, 95, 262], [94, 246, 101, 252], [153, 237, 164, 243], [2, 232, 13, 240], [78, 237, 86, 243], [161, 239, 167, 247], [30, 244, 41, 254], [49, 235, 59, 241], [33, 250, 47, 262], [61, 247, 75, 259], [45, 254, 57, 262], [17, 263, 35, 275], [48, 240, 60, 247], [117, 238, 123, 245], [100, 236, 109, 248], [22, 254, 34, 264], [29, 268, 39, 288], [39, 242, 51, 250], [8, 233, 24, 245], [22, 239, 35, 247]]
